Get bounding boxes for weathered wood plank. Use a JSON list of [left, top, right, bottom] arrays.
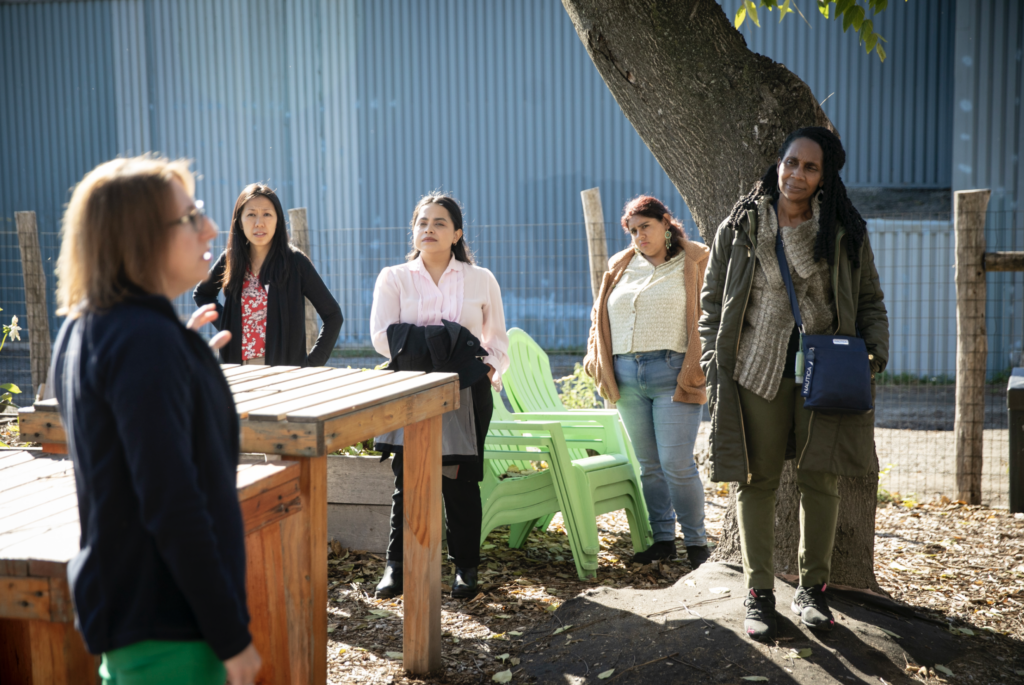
[[239, 419, 321, 457], [0, 577, 49, 620], [402, 415, 443, 674], [241, 480, 301, 536], [47, 577, 74, 623], [243, 370, 398, 421], [236, 461, 301, 501], [281, 454, 326, 685], [28, 618, 100, 684], [17, 409, 68, 445], [982, 251, 1024, 272], [0, 451, 36, 471], [280, 497, 311, 685], [30, 399, 58, 413], [287, 373, 458, 423], [322, 381, 460, 453], [229, 367, 335, 394], [0, 458, 73, 494], [326, 504, 390, 554], [234, 369, 380, 418], [244, 367, 361, 395], [226, 366, 299, 386], [326, 454, 394, 506]]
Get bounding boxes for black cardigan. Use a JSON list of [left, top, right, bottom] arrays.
[[193, 248, 343, 366], [52, 293, 250, 660]]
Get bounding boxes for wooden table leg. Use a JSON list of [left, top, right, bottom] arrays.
[[402, 415, 443, 674], [284, 454, 327, 685]]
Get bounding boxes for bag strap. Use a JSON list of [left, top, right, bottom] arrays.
[[775, 227, 804, 334]]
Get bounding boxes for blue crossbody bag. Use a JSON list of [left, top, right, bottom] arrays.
[[775, 229, 873, 414]]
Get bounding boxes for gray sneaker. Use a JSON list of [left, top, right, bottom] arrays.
[[791, 583, 835, 631], [743, 588, 778, 642]]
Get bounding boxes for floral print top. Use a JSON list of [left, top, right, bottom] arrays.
[[241, 269, 268, 361]]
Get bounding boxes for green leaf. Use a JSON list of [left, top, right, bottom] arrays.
[[385, 651, 403, 660], [1, 383, 21, 394], [876, 42, 887, 62], [879, 627, 902, 639], [742, 678, 769, 683], [849, 5, 865, 31], [492, 669, 513, 683], [819, 1, 830, 19], [746, 0, 761, 27], [865, 32, 879, 53], [935, 664, 954, 677], [734, 6, 747, 28], [779, 0, 793, 22], [859, 19, 874, 42], [497, 653, 510, 662], [836, 0, 856, 14], [598, 669, 615, 679]]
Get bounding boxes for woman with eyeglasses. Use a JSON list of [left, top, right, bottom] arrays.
[[194, 184, 342, 366], [51, 156, 261, 684]]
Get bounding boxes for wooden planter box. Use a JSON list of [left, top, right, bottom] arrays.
[[326, 454, 394, 553]]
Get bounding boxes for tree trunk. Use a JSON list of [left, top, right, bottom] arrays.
[[563, 0, 881, 591]]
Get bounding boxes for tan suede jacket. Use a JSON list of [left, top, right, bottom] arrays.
[[583, 240, 711, 405]]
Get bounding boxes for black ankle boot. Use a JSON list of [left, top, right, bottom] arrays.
[[685, 545, 711, 569], [630, 540, 677, 565], [374, 561, 403, 599], [451, 566, 479, 599]]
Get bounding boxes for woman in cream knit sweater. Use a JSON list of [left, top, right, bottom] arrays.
[[583, 196, 711, 569]]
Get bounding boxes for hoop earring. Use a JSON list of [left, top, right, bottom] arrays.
[[664, 230, 672, 252]]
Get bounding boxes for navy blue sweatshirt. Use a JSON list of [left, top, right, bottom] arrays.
[[52, 292, 251, 660]]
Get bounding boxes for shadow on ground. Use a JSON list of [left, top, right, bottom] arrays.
[[518, 562, 975, 684]]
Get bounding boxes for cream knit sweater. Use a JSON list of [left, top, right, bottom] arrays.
[[606, 250, 687, 355]]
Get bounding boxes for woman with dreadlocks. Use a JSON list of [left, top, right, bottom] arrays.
[[698, 127, 889, 642]]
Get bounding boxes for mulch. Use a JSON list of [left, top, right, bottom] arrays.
[[324, 495, 1024, 684]]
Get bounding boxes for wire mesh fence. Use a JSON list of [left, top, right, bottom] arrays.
[[1, 210, 1021, 507]]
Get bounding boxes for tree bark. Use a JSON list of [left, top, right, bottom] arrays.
[[561, 0, 829, 244], [563, 0, 881, 591]]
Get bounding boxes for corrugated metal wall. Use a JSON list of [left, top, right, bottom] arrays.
[[0, 0, 982, 359], [952, 0, 1024, 377], [723, 0, 956, 188]]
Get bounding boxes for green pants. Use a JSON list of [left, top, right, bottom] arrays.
[[100, 640, 226, 685], [737, 380, 840, 589]]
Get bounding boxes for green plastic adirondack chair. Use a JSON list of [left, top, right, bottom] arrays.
[[481, 390, 653, 579], [502, 327, 647, 487]]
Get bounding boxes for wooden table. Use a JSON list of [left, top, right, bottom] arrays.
[[18, 365, 460, 679], [0, 451, 305, 685]]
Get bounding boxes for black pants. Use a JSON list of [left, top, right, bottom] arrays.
[[386, 453, 482, 568]]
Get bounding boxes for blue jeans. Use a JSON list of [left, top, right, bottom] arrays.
[[613, 350, 707, 546]]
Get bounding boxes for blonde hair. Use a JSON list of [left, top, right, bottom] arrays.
[[56, 155, 195, 318]]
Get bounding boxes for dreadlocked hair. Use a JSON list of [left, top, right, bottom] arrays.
[[721, 126, 867, 268]]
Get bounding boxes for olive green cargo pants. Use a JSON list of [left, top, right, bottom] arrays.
[[737, 379, 840, 589]]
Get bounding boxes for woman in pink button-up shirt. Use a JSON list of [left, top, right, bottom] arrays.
[[369, 193, 510, 601]]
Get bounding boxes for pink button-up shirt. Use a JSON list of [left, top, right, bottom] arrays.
[[370, 256, 510, 390]]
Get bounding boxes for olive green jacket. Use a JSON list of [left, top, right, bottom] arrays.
[[698, 207, 889, 483]]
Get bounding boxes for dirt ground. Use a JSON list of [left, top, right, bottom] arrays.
[[322, 496, 1024, 684]]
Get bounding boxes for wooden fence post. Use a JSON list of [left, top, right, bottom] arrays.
[[15, 211, 51, 396], [954, 189, 991, 505], [581, 188, 608, 303], [581, 188, 613, 409], [288, 208, 320, 355]]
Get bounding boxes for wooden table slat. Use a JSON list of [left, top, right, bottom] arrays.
[[233, 366, 376, 413], [30, 398, 59, 412], [0, 450, 36, 471], [287, 373, 460, 423], [247, 371, 424, 422], [226, 366, 300, 386], [221, 365, 271, 379], [0, 480, 77, 521], [0, 458, 74, 494], [228, 367, 336, 394], [236, 369, 390, 418], [254, 367, 364, 394]]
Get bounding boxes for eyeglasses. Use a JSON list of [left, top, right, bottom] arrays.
[[169, 200, 206, 232]]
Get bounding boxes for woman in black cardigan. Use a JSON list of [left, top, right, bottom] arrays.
[[194, 184, 342, 366]]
